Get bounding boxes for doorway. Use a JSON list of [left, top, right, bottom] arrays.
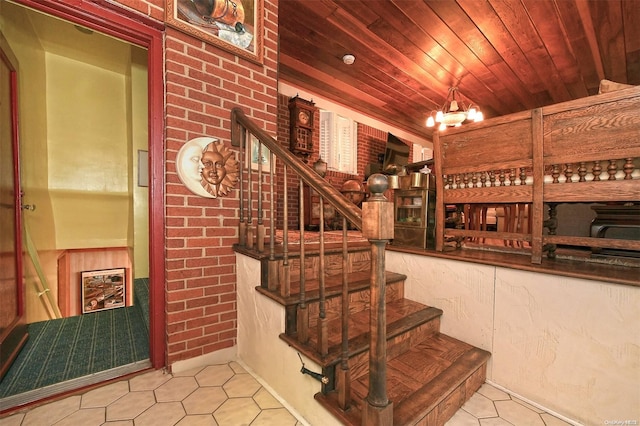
[[0, 0, 165, 409]]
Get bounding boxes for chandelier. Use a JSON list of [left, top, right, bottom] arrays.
[[426, 87, 483, 131]]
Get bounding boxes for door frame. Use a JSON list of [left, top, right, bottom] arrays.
[[0, 29, 28, 381], [13, 0, 166, 369]]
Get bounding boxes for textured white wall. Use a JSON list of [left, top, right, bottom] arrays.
[[236, 254, 341, 426], [387, 251, 640, 425]]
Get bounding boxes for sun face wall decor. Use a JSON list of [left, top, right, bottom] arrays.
[[176, 137, 239, 198]]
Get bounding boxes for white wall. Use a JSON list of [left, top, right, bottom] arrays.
[[386, 251, 640, 425], [236, 254, 340, 426]]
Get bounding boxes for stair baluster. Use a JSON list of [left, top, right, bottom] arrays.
[[267, 150, 278, 291], [297, 177, 309, 344], [280, 165, 291, 297], [338, 216, 351, 410], [317, 196, 328, 356], [237, 124, 246, 246], [256, 141, 265, 252], [246, 135, 254, 249]]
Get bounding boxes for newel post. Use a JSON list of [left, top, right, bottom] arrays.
[[361, 174, 394, 426]]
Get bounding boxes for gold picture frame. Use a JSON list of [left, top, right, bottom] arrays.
[[165, 0, 264, 64]]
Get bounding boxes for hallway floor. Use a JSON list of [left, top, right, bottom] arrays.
[[0, 361, 574, 426]]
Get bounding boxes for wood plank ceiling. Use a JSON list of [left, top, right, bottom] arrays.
[[278, 0, 640, 139]]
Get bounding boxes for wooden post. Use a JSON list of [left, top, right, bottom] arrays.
[[531, 108, 544, 264], [361, 174, 394, 426], [433, 132, 444, 251]]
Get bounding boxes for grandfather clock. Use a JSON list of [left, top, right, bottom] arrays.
[[288, 95, 315, 160]]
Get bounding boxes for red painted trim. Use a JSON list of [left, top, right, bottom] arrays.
[[11, 66, 24, 317], [12, 0, 167, 369]]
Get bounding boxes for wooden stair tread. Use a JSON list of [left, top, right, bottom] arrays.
[[256, 270, 407, 306], [235, 239, 371, 260], [280, 299, 443, 367], [315, 332, 491, 426], [250, 235, 492, 425]]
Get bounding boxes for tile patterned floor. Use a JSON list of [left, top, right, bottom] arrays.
[[446, 383, 574, 426], [0, 362, 574, 426]]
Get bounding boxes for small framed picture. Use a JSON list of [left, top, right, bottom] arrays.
[[81, 268, 126, 314], [138, 150, 149, 187], [248, 135, 273, 172]]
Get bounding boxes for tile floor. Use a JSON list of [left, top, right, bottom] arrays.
[[0, 361, 574, 426]]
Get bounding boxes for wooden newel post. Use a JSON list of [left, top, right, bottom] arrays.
[[361, 174, 394, 426]]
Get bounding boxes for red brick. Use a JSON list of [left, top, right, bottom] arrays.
[[186, 277, 220, 288], [166, 248, 204, 259], [186, 334, 220, 349], [168, 288, 204, 302], [204, 302, 235, 316], [186, 295, 221, 309], [186, 315, 220, 329], [202, 340, 235, 355], [203, 320, 235, 335], [168, 308, 205, 323]]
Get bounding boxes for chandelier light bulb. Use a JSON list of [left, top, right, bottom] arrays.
[[426, 86, 482, 129], [426, 116, 435, 127]]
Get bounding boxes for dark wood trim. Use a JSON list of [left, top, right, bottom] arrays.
[[388, 245, 640, 288], [232, 107, 363, 228]]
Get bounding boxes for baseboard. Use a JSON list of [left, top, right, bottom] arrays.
[[170, 346, 238, 373], [485, 380, 583, 426]]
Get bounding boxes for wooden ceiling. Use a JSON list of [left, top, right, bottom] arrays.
[[278, 0, 640, 139]]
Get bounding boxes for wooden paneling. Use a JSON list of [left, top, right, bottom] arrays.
[[278, 0, 640, 139], [57, 247, 133, 317], [441, 118, 533, 173], [435, 86, 640, 263]]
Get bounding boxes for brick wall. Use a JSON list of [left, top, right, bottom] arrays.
[[276, 94, 413, 227], [88, 0, 410, 367], [105, 0, 280, 365], [163, 18, 279, 363]]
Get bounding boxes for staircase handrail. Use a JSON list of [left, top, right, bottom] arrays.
[[231, 107, 363, 229], [232, 108, 393, 424]]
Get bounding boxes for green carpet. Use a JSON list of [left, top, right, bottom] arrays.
[[0, 278, 149, 399]]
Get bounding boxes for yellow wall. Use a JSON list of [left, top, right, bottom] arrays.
[[130, 47, 149, 278], [1, 2, 149, 322], [46, 53, 130, 248]]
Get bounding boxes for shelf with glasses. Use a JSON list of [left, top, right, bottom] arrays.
[[393, 176, 436, 249]]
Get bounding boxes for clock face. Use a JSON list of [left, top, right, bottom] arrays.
[[298, 110, 310, 125]]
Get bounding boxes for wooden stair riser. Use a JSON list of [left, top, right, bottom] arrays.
[[278, 272, 407, 336], [412, 363, 486, 426], [254, 240, 493, 426], [266, 249, 371, 289], [345, 317, 442, 391], [315, 333, 491, 426], [307, 280, 405, 329]]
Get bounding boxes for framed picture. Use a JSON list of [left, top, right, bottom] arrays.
[[81, 268, 126, 314], [138, 150, 148, 187], [165, 0, 264, 64], [248, 135, 273, 172]]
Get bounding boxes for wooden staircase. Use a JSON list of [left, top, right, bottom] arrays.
[[231, 107, 491, 425], [255, 240, 491, 426]]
